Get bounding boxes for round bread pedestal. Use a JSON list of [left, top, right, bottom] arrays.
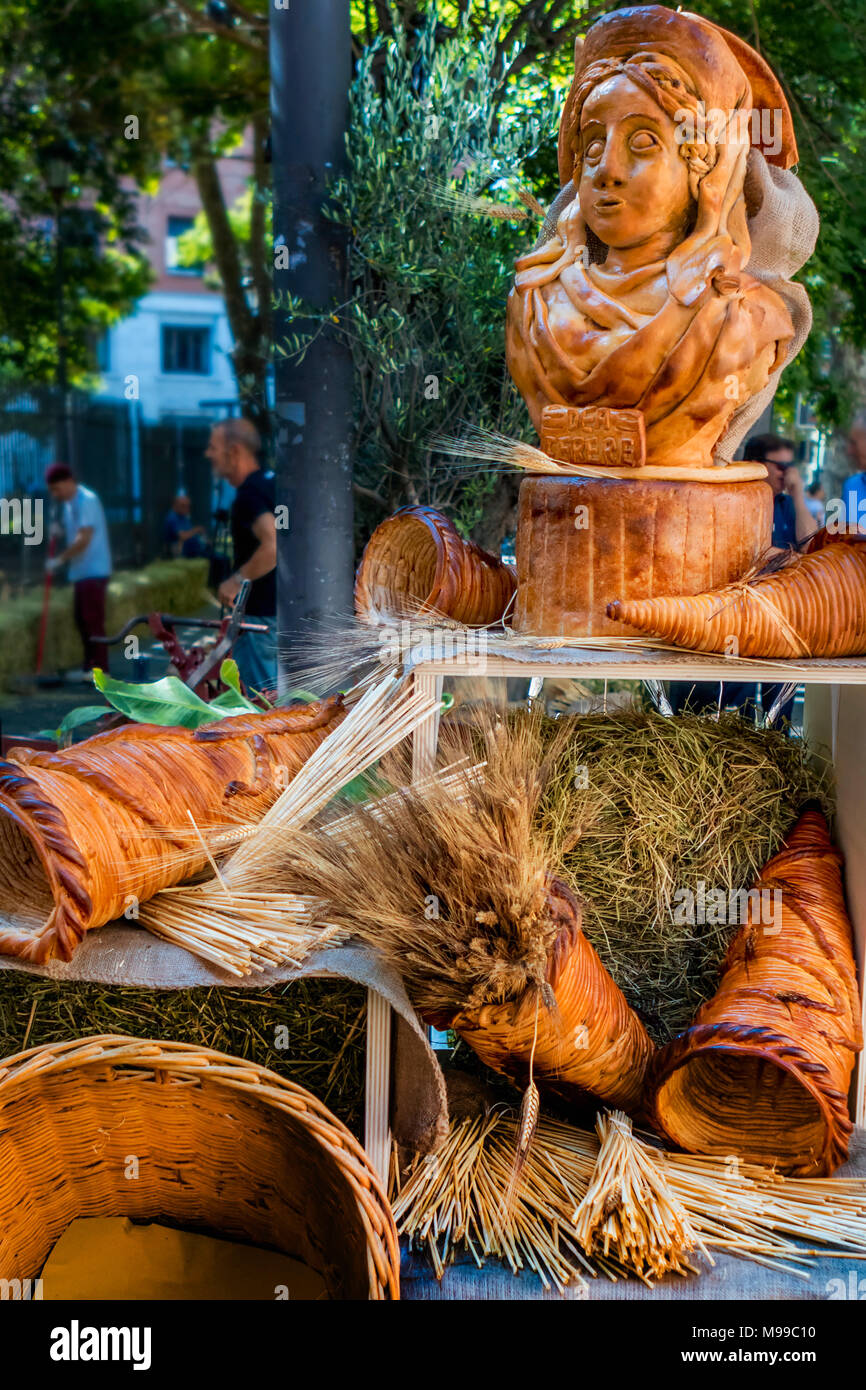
[[514, 474, 772, 639]]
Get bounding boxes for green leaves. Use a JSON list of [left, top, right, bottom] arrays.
[[34, 706, 112, 745], [92, 663, 258, 729], [34, 658, 278, 745], [280, 10, 559, 537], [210, 658, 260, 710]]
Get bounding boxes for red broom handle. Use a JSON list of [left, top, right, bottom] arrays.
[[35, 533, 57, 675]]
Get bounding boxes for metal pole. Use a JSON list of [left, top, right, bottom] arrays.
[[270, 0, 354, 682], [54, 209, 73, 466]]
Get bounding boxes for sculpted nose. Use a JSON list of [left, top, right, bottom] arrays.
[[594, 144, 626, 187]]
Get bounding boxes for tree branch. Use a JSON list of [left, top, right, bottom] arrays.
[[353, 480, 388, 509], [168, 0, 265, 54], [192, 144, 259, 367]]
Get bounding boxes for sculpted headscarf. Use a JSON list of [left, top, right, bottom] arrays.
[[506, 5, 818, 467]]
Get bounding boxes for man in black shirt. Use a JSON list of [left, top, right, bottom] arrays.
[[206, 418, 278, 693]]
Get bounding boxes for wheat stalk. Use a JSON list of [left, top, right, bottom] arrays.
[[572, 1110, 708, 1281], [139, 673, 442, 975]]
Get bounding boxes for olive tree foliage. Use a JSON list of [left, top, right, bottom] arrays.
[[281, 14, 559, 547]]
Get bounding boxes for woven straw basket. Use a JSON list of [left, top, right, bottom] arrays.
[[355, 505, 516, 626], [429, 879, 654, 1115], [0, 1036, 399, 1300], [650, 809, 862, 1177]]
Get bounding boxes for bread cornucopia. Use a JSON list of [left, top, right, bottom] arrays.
[[0, 699, 343, 962]]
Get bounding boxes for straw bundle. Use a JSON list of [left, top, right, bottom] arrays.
[[0, 700, 344, 963], [607, 528, 866, 658], [572, 1111, 706, 1280], [650, 808, 862, 1176], [355, 505, 516, 627], [275, 713, 654, 1115], [393, 1109, 866, 1294]]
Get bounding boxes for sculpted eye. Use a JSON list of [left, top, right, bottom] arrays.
[[630, 130, 658, 152], [584, 138, 604, 161]]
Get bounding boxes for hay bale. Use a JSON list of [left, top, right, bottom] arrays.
[[531, 711, 832, 1041], [0, 559, 209, 687], [0, 975, 366, 1133]]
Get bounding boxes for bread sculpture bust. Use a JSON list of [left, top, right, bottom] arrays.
[[505, 5, 819, 638]]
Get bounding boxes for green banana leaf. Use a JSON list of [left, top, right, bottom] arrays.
[[92, 669, 252, 729], [209, 659, 259, 712], [34, 705, 112, 744]]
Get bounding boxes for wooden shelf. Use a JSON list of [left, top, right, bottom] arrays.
[[413, 645, 866, 684]]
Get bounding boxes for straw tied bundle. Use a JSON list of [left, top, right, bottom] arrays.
[[278, 714, 654, 1118], [393, 1108, 866, 1294], [137, 674, 443, 975]]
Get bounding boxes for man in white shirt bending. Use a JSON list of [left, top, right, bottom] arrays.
[[45, 463, 113, 681]]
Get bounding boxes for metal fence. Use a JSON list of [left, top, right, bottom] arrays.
[[0, 385, 215, 588]]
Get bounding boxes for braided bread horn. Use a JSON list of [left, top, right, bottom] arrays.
[[0, 699, 344, 963], [429, 878, 655, 1116], [355, 506, 516, 627], [649, 808, 862, 1176], [607, 529, 866, 659]]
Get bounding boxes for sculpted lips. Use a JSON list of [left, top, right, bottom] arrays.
[[594, 196, 625, 214]]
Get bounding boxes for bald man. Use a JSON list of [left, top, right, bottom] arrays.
[[206, 419, 277, 693]]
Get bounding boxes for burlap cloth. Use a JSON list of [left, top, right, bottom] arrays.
[[537, 150, 819, 464], [0, 925, 449, 1157]]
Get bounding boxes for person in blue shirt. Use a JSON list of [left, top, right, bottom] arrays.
[[805, 478, 826, 527], [163, 493, 208, 558], [45, 464, 112, 681], [840, 419, 866, 533]]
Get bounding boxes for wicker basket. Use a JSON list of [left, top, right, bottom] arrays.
[[650, 809, 862, 1177], [0, 1036, 399, 1300], [355, 505, 516, 626]]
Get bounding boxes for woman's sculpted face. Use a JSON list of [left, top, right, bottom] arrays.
[[578, 74, 694, 257]]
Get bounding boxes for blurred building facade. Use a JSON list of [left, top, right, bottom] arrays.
[[96, 146, 251, 425]]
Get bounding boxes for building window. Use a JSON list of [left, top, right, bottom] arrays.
[[165, 215, 203, 276], [161, 326, 211, 375]]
